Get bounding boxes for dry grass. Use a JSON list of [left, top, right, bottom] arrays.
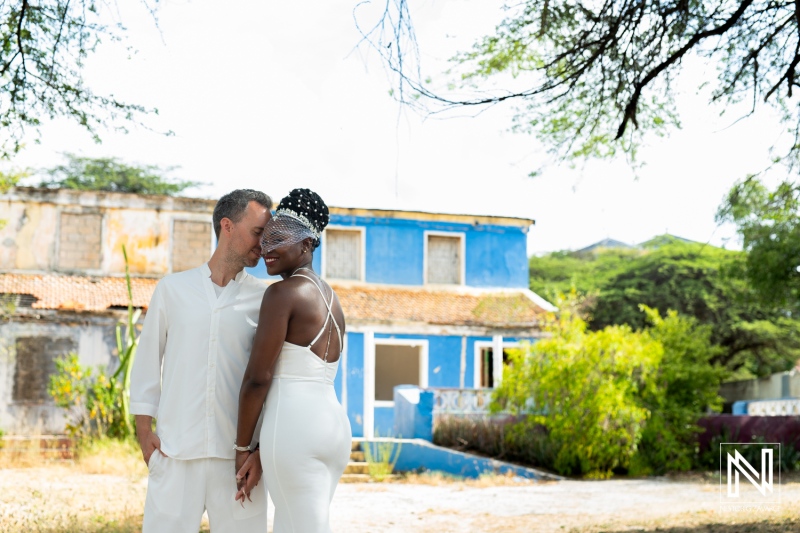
[[2, 441, 799, 533]]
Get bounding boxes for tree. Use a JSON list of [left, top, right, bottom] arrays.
[[589, 240, 800, 378], [38, 154, 202, 196], [529, 247, 640, 299], [0, 2, 158, 159], [359, 0, 800, 169], [717, 176, 800, 311], [531, 238, 800, 378]]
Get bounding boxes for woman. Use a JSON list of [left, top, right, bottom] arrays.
[[234, 188, 351, 533]]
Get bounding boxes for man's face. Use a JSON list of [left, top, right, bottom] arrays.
[[226, 201, 271, 268]]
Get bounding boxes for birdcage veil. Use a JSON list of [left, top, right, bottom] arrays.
[[260, 188, 329, 256], [260, 211, 319, 255]]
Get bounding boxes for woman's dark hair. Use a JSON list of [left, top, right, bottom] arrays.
[[213, 189, 272, 238], [275, 188, 329, 249]]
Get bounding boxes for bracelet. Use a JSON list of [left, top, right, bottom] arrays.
[[233, 442, 251, 452]]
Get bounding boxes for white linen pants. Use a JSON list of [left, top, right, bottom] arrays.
[[143, 453, 267, 533]]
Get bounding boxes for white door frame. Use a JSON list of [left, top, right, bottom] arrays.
[[363, 334, 429, 439]]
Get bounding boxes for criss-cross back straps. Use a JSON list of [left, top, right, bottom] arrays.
[[291, 273, 342, 356]]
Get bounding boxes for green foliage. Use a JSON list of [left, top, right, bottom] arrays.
[[112, 245, 141, 437], [48, 246, 141, 440], [529, 248, 641, 300], [363, 435, 402, 481], [494, 303, 663, 478], [366, 0, 800, 169], [38, 154, 202, 196], [630, 308, 726, 475], [717, 176, 800, 312], [533, 239, 800, 379], [589, 240, 800, 378], [0, 2, 158, 159], [48, 352, 128, 439]]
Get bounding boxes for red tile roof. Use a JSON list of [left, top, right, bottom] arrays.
[[0, 273, 546, 328], [332, 283, 545, 328], [0, 273, 157, 311]]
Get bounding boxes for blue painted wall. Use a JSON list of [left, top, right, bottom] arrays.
[[371, 333, 536, 434], [374, 407, 394, 436], [328, 215, 529, 288]]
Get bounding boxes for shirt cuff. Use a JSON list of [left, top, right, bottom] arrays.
[[130, 402, 159, 418]]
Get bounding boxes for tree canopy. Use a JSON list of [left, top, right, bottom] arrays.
[[717, 176, 800, 312], [38, 154, 202, 196], [530, 238, 800, 378], [362, 0, 800, 169], [0, 2, 157, 159]]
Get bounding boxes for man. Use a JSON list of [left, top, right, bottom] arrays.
[[131, 189, 272, 532]]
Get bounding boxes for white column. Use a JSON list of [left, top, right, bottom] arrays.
[[492, 334, 504, 388], [363, 330, 375, 440], [459, 336, 467, 389]]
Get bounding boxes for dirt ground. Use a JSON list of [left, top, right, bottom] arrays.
[[1, 466, 799, 533]]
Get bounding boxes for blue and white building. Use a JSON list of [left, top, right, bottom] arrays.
[[246, 206, 554, 437], [0, 188, 552, 435]]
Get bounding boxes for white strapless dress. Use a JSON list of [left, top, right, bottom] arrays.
[[260, 341, 352, 533]]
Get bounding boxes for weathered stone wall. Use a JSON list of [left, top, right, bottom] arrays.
[[172, 220, 213, 273], [0, 311, 123, 434], [0, 187, 215, 276]]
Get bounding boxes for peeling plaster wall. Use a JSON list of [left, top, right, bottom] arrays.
[[0, 188, 215, 276], [0, 202, 58, 271], [0, 312, 122, 434]]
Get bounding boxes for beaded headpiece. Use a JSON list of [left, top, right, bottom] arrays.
[[261, 188, 329, 255]]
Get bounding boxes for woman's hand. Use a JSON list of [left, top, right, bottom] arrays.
[[235, 450, 262, 503]]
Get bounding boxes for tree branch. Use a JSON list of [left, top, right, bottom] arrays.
[[616, 0, 755, 139]]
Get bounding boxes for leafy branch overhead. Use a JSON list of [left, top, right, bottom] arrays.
[[359, 0, 800, 167], [0, 1, 160, 159]]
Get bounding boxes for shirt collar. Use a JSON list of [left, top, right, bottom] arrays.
[[201, 263, 248, 284]]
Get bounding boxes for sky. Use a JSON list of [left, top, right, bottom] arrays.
[[6, 0, 790, 254]]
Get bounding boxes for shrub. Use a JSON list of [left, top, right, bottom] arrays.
[[493, 304, 663, 478], [48, 352, 128, 439], [630, 307, 726, 475], [433, 415, 556, 470], [363, 434, 402, 481]]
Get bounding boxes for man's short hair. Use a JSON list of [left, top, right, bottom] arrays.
[[213, 189, 273, 239]]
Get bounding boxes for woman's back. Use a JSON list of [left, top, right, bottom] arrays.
[[281, 270, 346, 364], [261, 271, 352, 533]]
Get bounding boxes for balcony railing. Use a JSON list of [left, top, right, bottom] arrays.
[[432, 388, 494, 416]]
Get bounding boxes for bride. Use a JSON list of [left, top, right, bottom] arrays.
[[234, 188, 352, 532]]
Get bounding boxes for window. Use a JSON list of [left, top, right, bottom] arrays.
[[58, 213, 102, 271], [474, 341, 519, 388], [172, 220, 212, 273], [13, 336, 75, 403], [426, 233, 463, 285], [374, 343, 425, 402], [324, 228, 363, 281]]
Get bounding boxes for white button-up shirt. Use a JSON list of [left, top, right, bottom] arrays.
[[130, 263, 267, 460]]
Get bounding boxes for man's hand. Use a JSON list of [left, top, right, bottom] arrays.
[[235, 450, 262, 503], [135, 415, 166, 466]]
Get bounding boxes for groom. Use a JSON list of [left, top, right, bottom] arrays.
[[130, 189, 272, 533]]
